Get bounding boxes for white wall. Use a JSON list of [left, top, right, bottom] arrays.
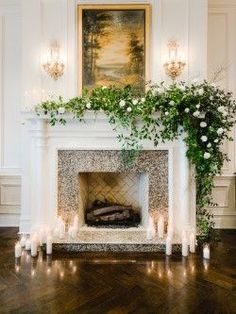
[[0, 0, 21, 226], [6, 0, 233, 228], [208, 0, 236, 228]]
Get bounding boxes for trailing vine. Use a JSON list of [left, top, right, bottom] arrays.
[[35, 81, 236, 244]]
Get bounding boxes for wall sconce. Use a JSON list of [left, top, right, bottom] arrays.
[[164, 41, 186, 81], [42, 41, 65, 80]]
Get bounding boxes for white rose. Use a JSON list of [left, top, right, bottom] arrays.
[[169, 100, 175, 106], [201, 136, 208, 142], [222, 111, 228, 117], [198, 88, 204, 96], [207, 143, 212, 148], [127, 107, 132, 112], [204, 152, 211, 159], [217, 106, 225, 113], [119, 100, 126, 107], [141, 97, 145, 103], [58, 107, 65, 114], [165, 111, 169, 116], [86, 102, 91, 109], [193, 110, 200, 117], [196, 104, 200, 109], [185, 108, 190, 113], [200, 122, 207, 128], [132, 99, 138, 105], [199, 112, 206, 119], [214, 139, 219, 143], [217, 127, 224, 135]]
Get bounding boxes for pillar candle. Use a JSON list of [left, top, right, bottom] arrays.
[[31, 237, 38, 257], [25, 238, 31, 250], [182, 237, 189, 257], [73, 215, 79, 231], [59, 221, 65, 239], [189, 232, 196, 253], [46, 236, 52, 255], [20, 235, 27, 248], [15, 241, 22, 258], [203, 244, 210, 259], [146, 216, 155, 240], [166, 237, 172, 256], [157, 215, 164, 238]]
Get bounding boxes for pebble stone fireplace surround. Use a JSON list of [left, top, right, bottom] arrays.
[[20, 112, 196, 252]]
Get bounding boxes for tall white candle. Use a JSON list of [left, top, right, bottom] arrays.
[[25, 238, 31, 250], [146, 216, 155, 240], [182, 237, 189, 257], [166, 237, 172, 256], [31, 237, 38, 257], [190, 232, 196, 253], [157, 215, 164, 238], [203, 244, 210, 259], [15, 241, 22, 258], [59, 220, 65, 239], [46, 236, 52, 255], [20, 235, 27, 248], [73, 215, 79, 231]]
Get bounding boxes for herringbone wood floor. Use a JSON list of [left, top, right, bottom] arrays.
[[0, 228, 235, 314]]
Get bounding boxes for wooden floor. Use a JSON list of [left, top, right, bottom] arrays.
[[0, 228, 235, 314]]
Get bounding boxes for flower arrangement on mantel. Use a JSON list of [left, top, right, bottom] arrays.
[[35, 81, 236, 244]]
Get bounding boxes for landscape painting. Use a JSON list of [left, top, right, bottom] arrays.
[[77, 5, 150, 93]]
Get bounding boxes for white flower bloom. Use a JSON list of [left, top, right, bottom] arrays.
[[151, 88, 158, 96], [185, 108, 190, 113], [169, 100, 175, 106], [204, 152, 211, 159], [210, 96, 214, 101], [217, 127, 224, 135], [192, 78, 200, 84], [127, 107, 132, 112], [198, 88, 204, 96], [102, 86, 107, 90], [222, 110, 228, 117], [58, 107, 65, 114], [86, 102, 91, 109], [199, 112, 206, 119], [141, 97, 145, 103], [165, 111, 169, 116], [217, 106, 225, 113], [201, 136, 208, 142], [207, 143, 212, 148], [200, 122, 207, 128], [119, 100, 126, 107], [193, 110, 200, 117], [132, 99, 138, 105], [196, 104, 200, 109], [179, 85, 185, 92], [214, 139, 219, 143]]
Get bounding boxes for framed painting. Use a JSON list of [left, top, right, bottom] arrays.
[[77, 4, 150, 93]]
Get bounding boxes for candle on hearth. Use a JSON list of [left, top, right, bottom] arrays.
[[31, 237, 38, 257], [25, 238, 31, 250], [166, 236, 172, 256], [182, 236, 189, 257], [46, 235, 52, 255], [59, 220, 65, 239], [189, 232, 196, 253], [73, 215, 79, 231], [157, 215, 164, 238], [203, 244, 210, 259], [20, 235, 27, 248], [146, 216, 155, 240], [15, 241, 22, 258]]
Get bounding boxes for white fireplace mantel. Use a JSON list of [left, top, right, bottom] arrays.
[[20, 112, 196, 243]]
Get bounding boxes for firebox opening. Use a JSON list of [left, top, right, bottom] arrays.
[[78, 172, 148, 228]]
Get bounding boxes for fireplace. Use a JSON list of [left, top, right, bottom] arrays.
[[20, 112, 196, 248]]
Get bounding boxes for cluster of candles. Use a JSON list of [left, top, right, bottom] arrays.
[[15, 215, 79, 259], [146, 215, 210, 259]]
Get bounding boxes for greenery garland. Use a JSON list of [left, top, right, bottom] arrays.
[[35, 81, 236, 244]]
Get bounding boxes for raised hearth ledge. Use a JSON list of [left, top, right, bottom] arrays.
[[20, 111, 196, 244]]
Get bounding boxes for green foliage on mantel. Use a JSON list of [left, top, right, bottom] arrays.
[[35, 81, 236, 244]]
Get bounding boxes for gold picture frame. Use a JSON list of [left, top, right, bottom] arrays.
[[77, 4, 150, 94]]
